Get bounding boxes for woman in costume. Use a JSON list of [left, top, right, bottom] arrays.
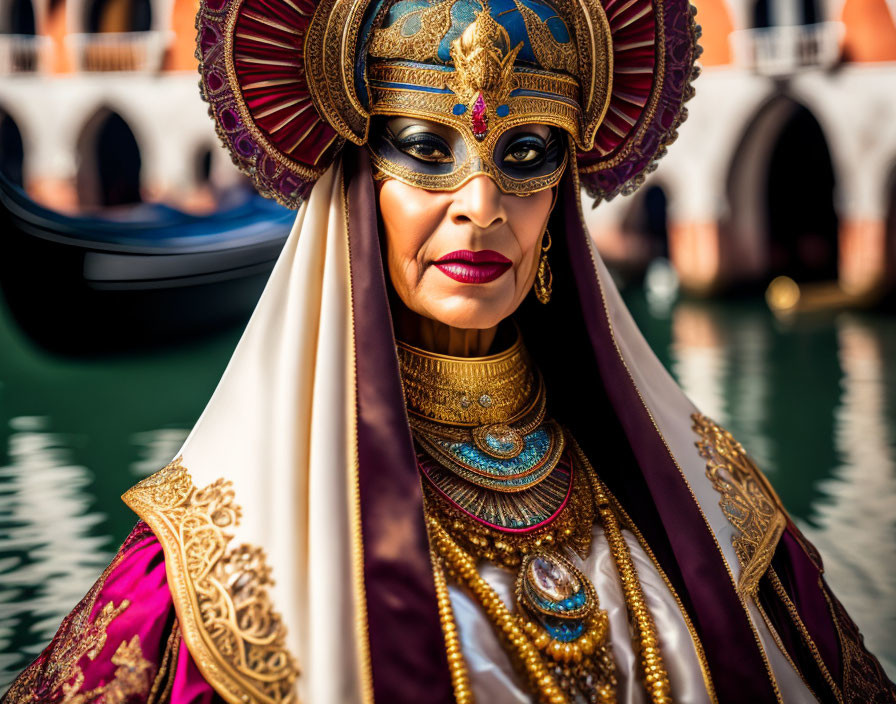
[[4, 0, 895, 701]]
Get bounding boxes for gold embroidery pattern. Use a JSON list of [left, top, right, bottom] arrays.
[[67, 636, 155, 704], [513, 0, 578, 75], [822, 582, 896, 704], [692, 413, 785, 597], [122, 459, 299, 704], [368, 0, 458, 63], [3, 523, 154, 704], [3, 599, 133, 704], [147, 622, 182, 704], [765, 569, 842, 703], [303, 0, 613, 151]]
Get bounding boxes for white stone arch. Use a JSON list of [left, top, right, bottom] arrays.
[[790, 70, 896, 221], [0, 101, 27, 187], [0, 98, 38, 184], [75, 102, 145, 205], [885, 161, 896, 279], [723, 91, 840, 282]]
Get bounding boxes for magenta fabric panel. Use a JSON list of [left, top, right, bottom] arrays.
[[1, 522, 222, 704], [74, 526, 173, 693], [170, 635, 224, 704]]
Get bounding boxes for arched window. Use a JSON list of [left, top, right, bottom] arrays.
[[195, 145, 214, 186], [752, 0, 772, 27], [765, 106, 837, 282], [76, 108, 142, 208], [621, 184, 669, 261], [6, 0, 36, 33], [0, 108, 25, 188], [885, 165, 896, 295], [727, 98, 838, 284], [84, 0, 151, 33]]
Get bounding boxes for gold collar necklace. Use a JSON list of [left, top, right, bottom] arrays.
[[397, 331, 560, 475], [397, 330, 539, 428], [397, 330, 568, 518]]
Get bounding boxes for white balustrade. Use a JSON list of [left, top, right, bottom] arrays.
[[729, 22, 844, 75], [0, 34, 53, 73], [66, 30, 174, 72]]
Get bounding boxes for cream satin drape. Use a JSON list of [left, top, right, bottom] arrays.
[[174, 163, 368, 703]]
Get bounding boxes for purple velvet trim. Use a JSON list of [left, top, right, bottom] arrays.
[[195, 0, 323, 208], [343, 148, 455, 703], [557, 176, 780, 702], [771, 526, 844, 688], [578, 0, 698, 200]]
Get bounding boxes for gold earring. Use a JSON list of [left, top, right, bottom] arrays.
[[534, 229, 552, 304]]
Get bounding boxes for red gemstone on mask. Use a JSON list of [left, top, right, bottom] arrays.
[[471, 93, 488, 141]]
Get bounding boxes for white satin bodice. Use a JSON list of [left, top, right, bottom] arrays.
[[449, 526, 713, 704]]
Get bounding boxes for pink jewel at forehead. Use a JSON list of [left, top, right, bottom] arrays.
[[471, 93, 488, 139]]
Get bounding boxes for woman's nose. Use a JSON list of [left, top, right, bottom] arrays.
[[449, 175, 507, 230]]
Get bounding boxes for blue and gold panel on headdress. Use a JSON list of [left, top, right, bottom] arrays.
[[306, 0, 612, 151], [360, 0, 589, 144]]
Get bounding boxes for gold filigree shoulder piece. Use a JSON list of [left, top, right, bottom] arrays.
[[692, 413, 786, 597], [122, 459, 299, 704]]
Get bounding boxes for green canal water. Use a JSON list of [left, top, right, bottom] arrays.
[[0, 286, 894, 687]]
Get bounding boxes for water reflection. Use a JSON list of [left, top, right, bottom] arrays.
[[130, 428, 189, 477], [671, 301, 774, 472], [0, 290, 238, 690], [801, 317, 896, 674], [0, 418, 111, 686], [660, 299, 896, 676]]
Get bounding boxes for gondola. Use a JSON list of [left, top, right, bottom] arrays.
[[0, 175, 294, 355]]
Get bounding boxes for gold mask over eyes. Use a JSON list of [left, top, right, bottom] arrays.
[[367, 5, 574, 193], [305, 0, 614, 193]]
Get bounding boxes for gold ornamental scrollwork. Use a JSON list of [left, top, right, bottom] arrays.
[[692, 413, 785, 597], [123, 458, 299, 704]]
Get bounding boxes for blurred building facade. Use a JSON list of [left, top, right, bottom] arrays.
[[583, 0, 896, 296], [0, 0, 243, 213]]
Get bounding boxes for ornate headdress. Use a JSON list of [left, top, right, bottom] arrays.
[[197, 0, 699, 205]]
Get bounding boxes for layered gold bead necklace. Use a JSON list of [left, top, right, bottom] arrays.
[[398, 333, 672, 704]]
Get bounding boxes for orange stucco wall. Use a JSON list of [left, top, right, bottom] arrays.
[[840, 0, 896, 62], [692, 0, 733, 66], [46, 1, 72, 74], [163, 0, 200, 71]]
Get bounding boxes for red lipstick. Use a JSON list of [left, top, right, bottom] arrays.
[[433, 250, 512, 284]]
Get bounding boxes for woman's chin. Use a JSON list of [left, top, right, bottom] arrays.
[[423, 294, 515, 331]]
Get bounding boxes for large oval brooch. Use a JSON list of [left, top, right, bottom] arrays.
[[515, 552, 617, 701]]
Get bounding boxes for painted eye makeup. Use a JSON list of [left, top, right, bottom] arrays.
[[391, 128, 454, 164], [501, 135, 547, 168]]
